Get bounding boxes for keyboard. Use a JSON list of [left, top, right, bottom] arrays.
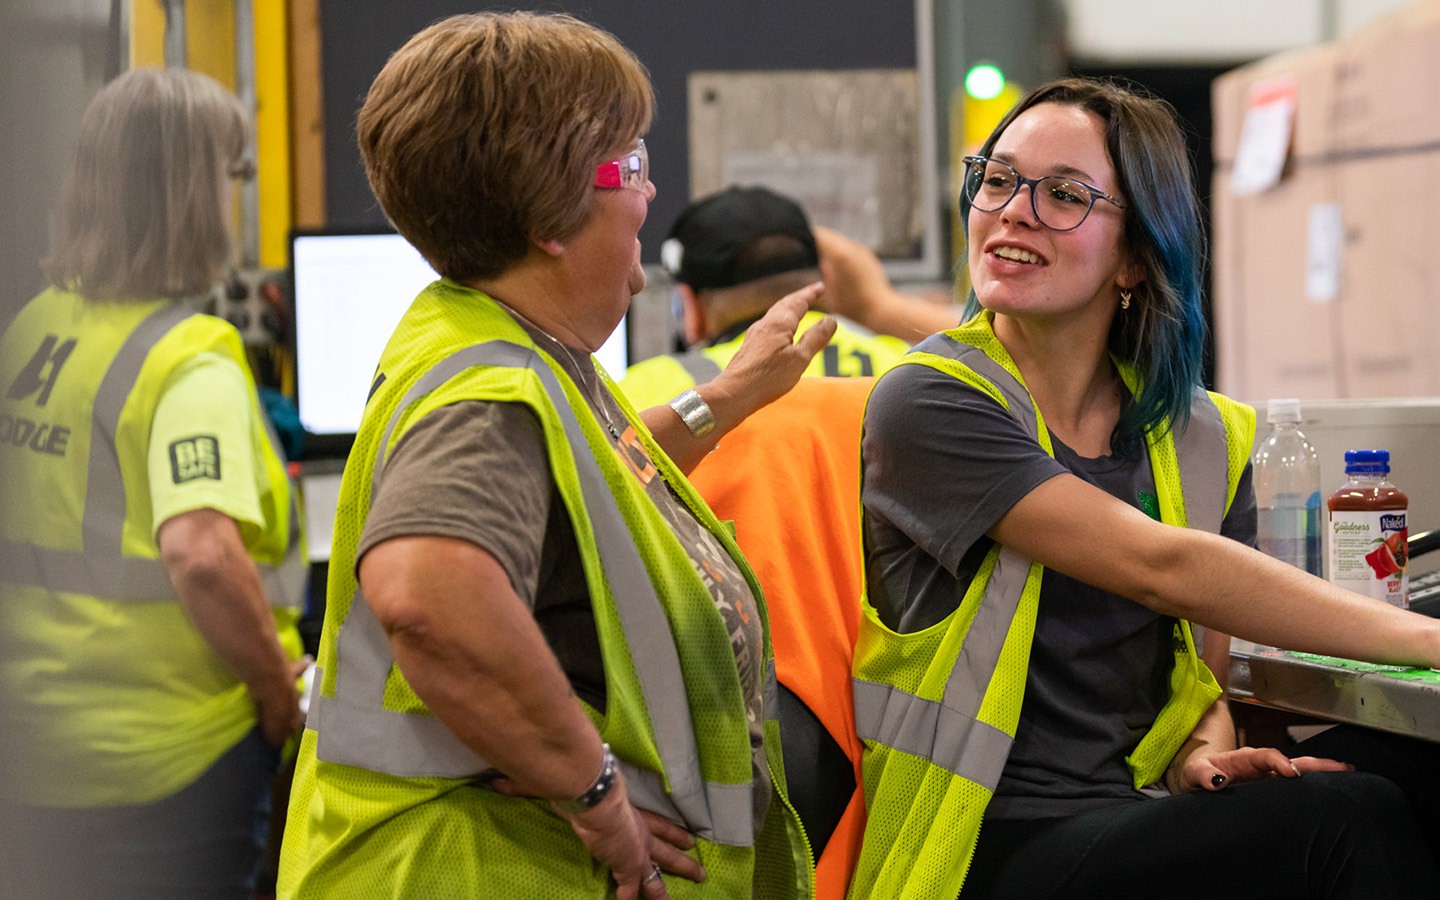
[[1409, 568, 1440, 617]]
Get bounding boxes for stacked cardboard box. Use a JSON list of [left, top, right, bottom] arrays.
[[1211, 1, 1440, 404]]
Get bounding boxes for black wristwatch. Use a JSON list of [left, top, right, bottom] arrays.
[[552, 743, 618, 814]]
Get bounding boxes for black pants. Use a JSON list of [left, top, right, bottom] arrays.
[[1, 728, 280, 900], [961, 727, 1440, 899]]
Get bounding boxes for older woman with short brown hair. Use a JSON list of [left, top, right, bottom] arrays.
[[278, 12, 830, 899], [358, 14, 655, 285]]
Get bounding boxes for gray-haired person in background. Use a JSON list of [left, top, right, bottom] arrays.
[[0, 67, 307, 900]]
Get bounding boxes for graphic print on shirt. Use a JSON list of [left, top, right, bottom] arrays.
[[615, 426, 659, 485], [596, 387, 766, 737], [170, 435, 222, 483], [548, 332, 769, 774]]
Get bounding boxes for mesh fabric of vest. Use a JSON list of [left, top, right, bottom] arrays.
[[280, 280, 810, 898]]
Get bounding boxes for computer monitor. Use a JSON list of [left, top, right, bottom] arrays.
[[290, 228, 630, 459]]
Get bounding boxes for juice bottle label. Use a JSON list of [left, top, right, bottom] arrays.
[[1327, 510, 1408, 608]]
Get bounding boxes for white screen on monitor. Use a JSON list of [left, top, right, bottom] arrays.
[[292, 232, 629, 440]]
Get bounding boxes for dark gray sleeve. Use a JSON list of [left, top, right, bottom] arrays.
[[862, 362, 1068, 575], [1222, 460, 1258, 549], [357, 401, 551, 607]]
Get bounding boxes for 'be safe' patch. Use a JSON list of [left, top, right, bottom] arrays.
[[170, 435, 222, 483]]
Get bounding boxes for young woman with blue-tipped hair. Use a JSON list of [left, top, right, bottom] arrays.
[[849, 78, 1440, 899]]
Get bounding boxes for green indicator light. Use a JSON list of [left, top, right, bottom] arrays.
[[965, 64, 1005, 101]]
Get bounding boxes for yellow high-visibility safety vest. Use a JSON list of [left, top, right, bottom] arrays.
[[0, 287, 305, 807], [848, 312, 1255, 900], [279, 279, 811, 899], [618, 311, 911, 410]]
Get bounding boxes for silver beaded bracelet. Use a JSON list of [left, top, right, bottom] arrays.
[[552, 743, 618, 814]]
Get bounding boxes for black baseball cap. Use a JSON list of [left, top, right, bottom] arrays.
[[659, 186, 819, 290]]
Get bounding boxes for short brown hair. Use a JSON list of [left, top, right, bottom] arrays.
[[46, 67, 247, 301], [357, 12, 653, 282]]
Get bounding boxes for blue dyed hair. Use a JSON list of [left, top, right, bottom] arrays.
[[960, 77, 1206, 455]]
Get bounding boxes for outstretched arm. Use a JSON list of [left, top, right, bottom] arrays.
[[814, 226, 961, 342], [989, 473, 1440, 669]]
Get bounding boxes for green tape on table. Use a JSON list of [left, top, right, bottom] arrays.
[[1287, 652, 1440, 683]]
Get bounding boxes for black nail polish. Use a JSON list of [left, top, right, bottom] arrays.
[[1211, 774, 1226, 787]]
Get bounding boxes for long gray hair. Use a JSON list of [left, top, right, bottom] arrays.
[[46, 67, 248, 301]]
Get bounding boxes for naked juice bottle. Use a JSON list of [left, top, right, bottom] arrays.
[[1327, 449, 1409, 608]]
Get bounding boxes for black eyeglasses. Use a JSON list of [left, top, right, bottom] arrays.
[[961, 155, 1126, 232]]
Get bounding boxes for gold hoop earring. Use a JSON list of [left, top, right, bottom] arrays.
[[1120, 290, 1132, 311]]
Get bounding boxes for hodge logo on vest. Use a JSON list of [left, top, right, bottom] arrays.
[[3, 334, 77, 458], [8, 334, 76, 407], [0, 415, 71, 457]]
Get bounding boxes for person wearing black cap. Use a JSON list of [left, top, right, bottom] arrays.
[[618, 186, 911, 409]]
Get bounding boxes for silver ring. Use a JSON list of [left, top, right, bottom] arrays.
[[643, 863, 663, 883]]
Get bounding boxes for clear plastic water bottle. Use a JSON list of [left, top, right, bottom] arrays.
[[1252, 398, 1322, 575]]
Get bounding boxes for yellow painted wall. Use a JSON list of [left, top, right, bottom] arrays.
[[129, 0, 290, 268], [130, 0, 235, 87], [254, 1, 291, 269], [129, 0, 165, 68]]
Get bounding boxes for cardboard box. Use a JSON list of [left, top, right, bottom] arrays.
[[1211, 1, 1440, 405]]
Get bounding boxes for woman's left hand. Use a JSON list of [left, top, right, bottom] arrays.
[[708, 282, 835, 414], [636, 808, 706, 884], [1172, 746, 1354, 793], [489, 775, 707, 885], [643, 282, 835, 474]]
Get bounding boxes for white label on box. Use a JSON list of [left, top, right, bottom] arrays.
[[1306, 202, 1343, 302], [1230, 80, 1296, 196]]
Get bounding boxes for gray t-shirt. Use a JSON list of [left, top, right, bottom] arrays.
[[863, 362, 1256, 819], [357, 325, 770, 821]]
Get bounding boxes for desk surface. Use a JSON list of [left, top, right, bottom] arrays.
[[1229, 643, 1440, 741]]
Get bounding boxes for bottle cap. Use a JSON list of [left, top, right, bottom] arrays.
[[1266, 398, 1302, 424], [1343, 449, 1390, 474]]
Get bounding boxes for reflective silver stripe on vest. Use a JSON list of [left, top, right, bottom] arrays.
[[1173, 389, 1226, 534], [853, 536, 1033, 790], [1170, 389, 1228, 655], [852, 679, 1015, 787], [311, 340, 755, 846], [0, 303, 304, 607], [920, 334, 1229, 532], [672, 349, 722, 385], [854, 337, 1229, 790]]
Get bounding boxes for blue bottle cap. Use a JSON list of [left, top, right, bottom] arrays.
[[1343, 449, 1390, 474]]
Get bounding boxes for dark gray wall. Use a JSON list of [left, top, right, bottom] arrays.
[[0, 0, 113, 324], [320, 1, 917, 262]]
